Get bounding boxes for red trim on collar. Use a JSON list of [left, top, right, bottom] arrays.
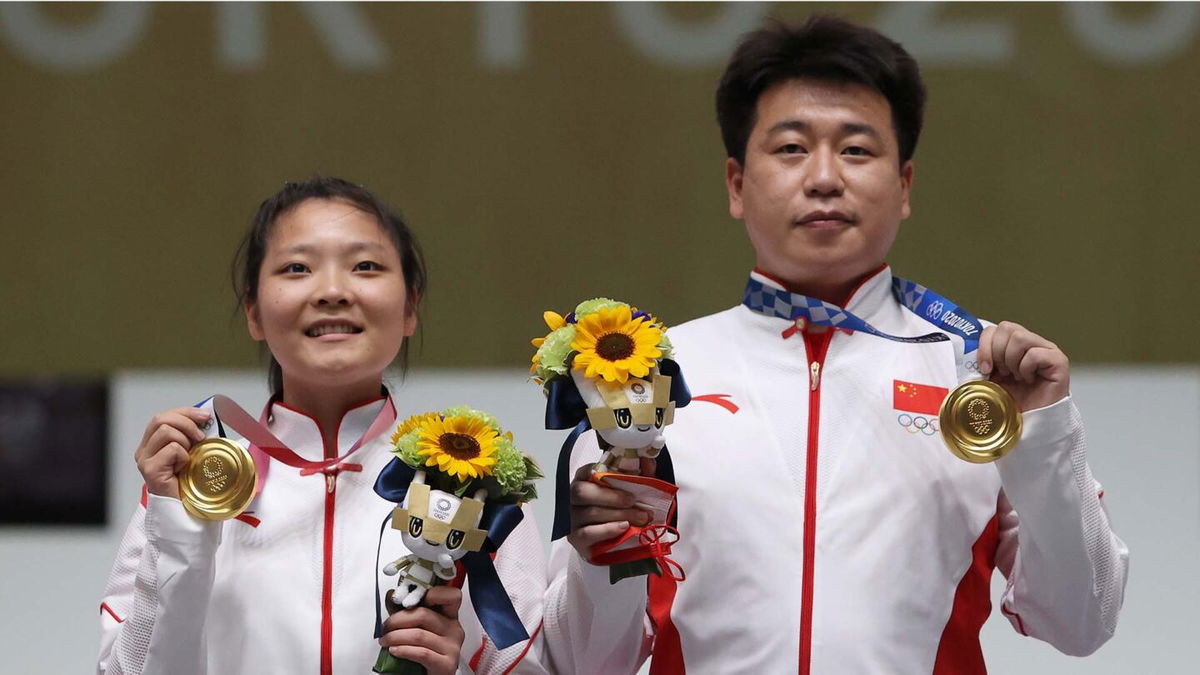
[[271, 394, 389, 458]]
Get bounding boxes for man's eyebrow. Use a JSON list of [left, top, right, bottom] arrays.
[[767, 119, 810, 135], [842, 122, 881, 139], [765, 119, 881, 139]]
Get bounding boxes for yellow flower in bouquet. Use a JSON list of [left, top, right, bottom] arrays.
[[571, 305, 664, 383], [390, 412, 440, 447], [416, 414, 500, 482]]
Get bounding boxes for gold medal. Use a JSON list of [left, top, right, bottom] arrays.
[[179, 437, 257, 520], [938, 379, 1022, 463]]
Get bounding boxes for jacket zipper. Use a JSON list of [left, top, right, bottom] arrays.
[[321, 447, 337, 675], [799, 329, 833, 675]]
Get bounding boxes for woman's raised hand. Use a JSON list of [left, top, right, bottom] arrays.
[[133, 407, 211, 499]]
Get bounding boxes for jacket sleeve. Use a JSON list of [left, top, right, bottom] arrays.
[[462, 503, 550, 675], [97, 494, 222, 675], [534, 431, 654, 675], [993, 395, 1130, 656]]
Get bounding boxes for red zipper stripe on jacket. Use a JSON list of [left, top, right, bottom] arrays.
[[799, 329, 832, 675], [321, 474, 336, 675]]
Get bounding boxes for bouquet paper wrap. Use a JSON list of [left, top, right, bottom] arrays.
[[531, 298, 691, 583], [372, 407, 542, 674]]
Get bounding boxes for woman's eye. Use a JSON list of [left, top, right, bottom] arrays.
[[282, 263, 309, 274], [354, 261, 382, 272], [779, 143, 804, 154], [843, 146, 871, 157]]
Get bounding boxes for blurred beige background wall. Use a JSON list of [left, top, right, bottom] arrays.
[[2, 1, 1197, 374]]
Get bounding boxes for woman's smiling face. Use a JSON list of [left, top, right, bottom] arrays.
[[245, 198, 416, 395]]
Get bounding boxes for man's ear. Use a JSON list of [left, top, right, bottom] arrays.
[[725, 157, 745, 220], [900, 161, 915, 221], [245, 301, 265, 342]]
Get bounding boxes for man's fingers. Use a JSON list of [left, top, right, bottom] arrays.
[[570, 475, 636, 509], [573, 505, 650, 527], [1017, 346, 1067, 384], [422, 586, 463, 620], [978, 325, 995, 375], [569, 521, 631, 550], [987, 324, 1015, 378], [1000, 326, 1054, 383]]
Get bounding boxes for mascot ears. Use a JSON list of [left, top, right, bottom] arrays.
[[544, 358, 691, 431], [659, 358, 692, 408]]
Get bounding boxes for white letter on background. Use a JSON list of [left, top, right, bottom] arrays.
[[0, 2, 149, 70], [875, 2, 1013, 66], [1065, 2, 1198, 65], [614, 2, 770, 67]]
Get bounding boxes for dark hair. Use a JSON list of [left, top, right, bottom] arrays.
[[716, 15, 926, 166], [232, 176, 428, 399]]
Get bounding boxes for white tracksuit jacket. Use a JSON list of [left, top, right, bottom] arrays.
[[98, 396, 548, 675], [538, 268, 1129, 674]]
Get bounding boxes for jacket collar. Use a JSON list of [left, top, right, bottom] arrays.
[[266, 396, 394, 462], [747, 265, 896, 327]]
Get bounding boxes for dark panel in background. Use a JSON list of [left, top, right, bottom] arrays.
[[0, 380, 107, 525]]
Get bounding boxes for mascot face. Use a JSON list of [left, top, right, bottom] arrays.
[[393, 483, 487, 561], [572, 369, 676, 450]]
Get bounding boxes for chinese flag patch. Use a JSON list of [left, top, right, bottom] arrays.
[[893, 379, 949, 415]]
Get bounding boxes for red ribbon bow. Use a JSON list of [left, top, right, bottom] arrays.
[[639, 524, 686, 582]]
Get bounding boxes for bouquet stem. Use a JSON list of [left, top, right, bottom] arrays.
[[609, 558, 663, 584]]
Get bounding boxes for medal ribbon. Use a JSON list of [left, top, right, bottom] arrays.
[[743, 273, 988, 380], [890, 277, 985, 354], [207, 394, 397, 494]]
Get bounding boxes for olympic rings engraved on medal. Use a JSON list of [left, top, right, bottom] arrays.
[[897, 413, 939, 436], [925, 301, 945, 321]]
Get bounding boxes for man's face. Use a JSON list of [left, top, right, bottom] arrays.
[[726, 78, 913, 296]]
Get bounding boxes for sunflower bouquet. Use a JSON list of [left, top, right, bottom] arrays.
[[532, 298, 691, 583], [372, 407, 540, 674]]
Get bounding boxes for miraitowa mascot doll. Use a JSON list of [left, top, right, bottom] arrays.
[[372, 406, 541, 675], [531, 298, 691, 583]]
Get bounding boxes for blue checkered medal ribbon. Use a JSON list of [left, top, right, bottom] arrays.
[[742, 275, 981, 348], [890, 277, 985, 354]]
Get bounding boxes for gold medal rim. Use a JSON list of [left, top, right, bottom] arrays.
[[938, 380, 1022, 464], [179, 437, 257, 520]]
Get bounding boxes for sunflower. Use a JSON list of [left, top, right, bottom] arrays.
[[416, 414, 500, 482], [391, 412, 441, 447], [571, 305, 664, 383]]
